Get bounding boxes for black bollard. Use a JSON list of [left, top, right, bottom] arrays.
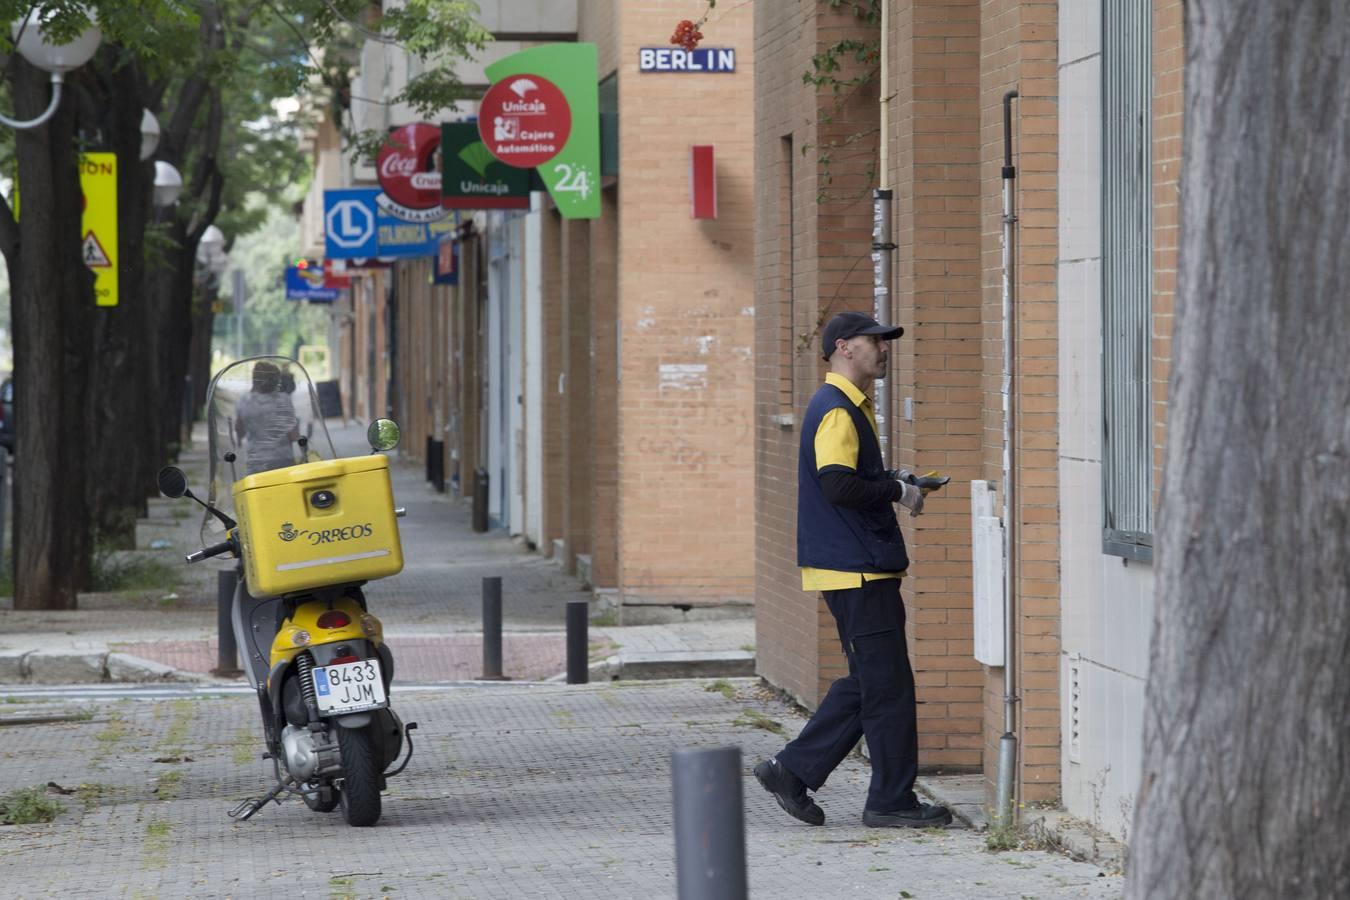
[[212, 569, 243, 678], [480, 576, 507, 681], [566, 600, 589, 685], [672, 746, 749, 900]]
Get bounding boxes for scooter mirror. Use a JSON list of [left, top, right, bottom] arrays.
[[157, 466, 189, 499], [368, 418, 401, 453]]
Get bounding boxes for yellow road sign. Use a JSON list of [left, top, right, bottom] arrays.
[[80, 153, 118, 307]]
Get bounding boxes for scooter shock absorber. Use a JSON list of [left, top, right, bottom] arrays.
[[295, 652, 318, 714]]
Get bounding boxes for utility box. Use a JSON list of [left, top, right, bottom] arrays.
[[971, 480, 1006, 666], [233, 455, 404, 597]]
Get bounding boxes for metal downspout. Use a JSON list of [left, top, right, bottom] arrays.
[[872, 0, 894, 464], [995, 88, 1020, 828]]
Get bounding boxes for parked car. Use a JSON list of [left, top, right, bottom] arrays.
[[0, 377, 12, 454]]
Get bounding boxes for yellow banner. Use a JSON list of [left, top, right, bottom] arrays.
[[80, 153, 118, 307]]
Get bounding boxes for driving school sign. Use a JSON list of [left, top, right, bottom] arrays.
[[482, 44, 600, 219], [81, 153, 118, 307]]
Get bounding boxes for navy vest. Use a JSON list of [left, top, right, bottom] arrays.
[[797, 383, 909, 574]]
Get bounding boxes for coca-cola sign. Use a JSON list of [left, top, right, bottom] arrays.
[[376, 123, 445, 220]]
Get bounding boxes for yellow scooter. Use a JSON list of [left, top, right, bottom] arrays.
[[159, 356, 416, 827]]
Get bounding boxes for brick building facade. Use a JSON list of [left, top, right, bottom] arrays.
[[754, 0, 1180, 838]]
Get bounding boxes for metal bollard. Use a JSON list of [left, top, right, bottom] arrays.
[[672, 746, 749, 900], [479, 576, 508, 681], [212, 569, 243, 678], [566, 600, 589, 685]]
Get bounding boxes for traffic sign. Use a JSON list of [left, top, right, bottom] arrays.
[[80, 153, 117, 306]]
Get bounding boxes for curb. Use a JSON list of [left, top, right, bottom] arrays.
[[0, 649, 213, 686], [545, 652, 755, 683]]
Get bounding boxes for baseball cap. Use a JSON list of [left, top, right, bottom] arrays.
[[821, 311, 904, 360]]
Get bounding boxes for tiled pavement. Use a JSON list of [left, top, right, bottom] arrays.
[[0, 678, 1123, 899]]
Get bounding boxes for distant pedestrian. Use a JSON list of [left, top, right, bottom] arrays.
[[754, 311, 952, 829], [235, 360, 300, 476]]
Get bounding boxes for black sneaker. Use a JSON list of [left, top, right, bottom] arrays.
[[753, 758, 825, 826], [862, 802, 953, 828]]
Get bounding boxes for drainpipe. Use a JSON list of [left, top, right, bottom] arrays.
[[995, 88, 1020, 828], [872, 0, 894, 464]]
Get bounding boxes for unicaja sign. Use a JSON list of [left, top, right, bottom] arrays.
[[478, 75, 572, 169]]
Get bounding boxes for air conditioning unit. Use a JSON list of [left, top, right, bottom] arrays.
[[971, 480, 1005, 666]]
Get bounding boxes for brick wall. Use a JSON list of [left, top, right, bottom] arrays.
[[1153, 0, 1182, 499], [753, 0, 820, 707], [541, 211, 565, 546], [979, 0, 1061, 805], [561, 218, 593, 572], [610, 0, 757, 614], [886, 0, 987, 771], [590, 187, 620, 588]]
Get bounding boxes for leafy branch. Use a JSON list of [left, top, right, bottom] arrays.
[[802, 0, 882, 204]]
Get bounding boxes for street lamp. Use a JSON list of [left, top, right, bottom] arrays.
[[153, 160, 182, 207], [197, 224, 225, 264], [141, 110, 161, 161], [2, 8, 102, 130]]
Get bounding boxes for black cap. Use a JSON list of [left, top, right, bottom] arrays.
[[821, 312, 904, 360]]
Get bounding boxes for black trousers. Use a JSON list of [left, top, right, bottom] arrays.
[[776, 578, 919, 812]]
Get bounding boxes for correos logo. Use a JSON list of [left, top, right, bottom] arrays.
[[306, 524, 375, 546]]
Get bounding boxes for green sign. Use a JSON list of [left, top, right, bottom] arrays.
[[484, 43, 601, 219], [441, 122, 530, 210]]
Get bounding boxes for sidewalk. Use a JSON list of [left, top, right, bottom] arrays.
[[0, 678, 1122, 898], [0, 419, 753, 684]]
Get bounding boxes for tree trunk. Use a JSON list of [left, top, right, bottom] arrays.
[[1127, 2, 1350, 897], [87, 55, 155, 549], [4, 60, 96, 609]]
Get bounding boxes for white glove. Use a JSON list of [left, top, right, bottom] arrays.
[[896, 479, 924, 517]]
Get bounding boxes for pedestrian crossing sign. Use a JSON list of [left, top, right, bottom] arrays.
[[80, 153, 118, 307]]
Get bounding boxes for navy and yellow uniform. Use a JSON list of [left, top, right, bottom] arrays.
[[777, 372, 922, 814]]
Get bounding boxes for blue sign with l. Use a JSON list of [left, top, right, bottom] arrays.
[[323, 188, 449, 259]]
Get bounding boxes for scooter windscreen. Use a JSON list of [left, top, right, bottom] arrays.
[[202, 355, 336, 542]]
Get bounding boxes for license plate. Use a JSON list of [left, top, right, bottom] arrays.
[[312, 659, 387, 715]]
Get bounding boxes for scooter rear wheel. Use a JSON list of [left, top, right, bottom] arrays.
[[337, 725, 382, 826]]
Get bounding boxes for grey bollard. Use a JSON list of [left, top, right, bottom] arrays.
[[566, 600, 589, 685], [480, 576, 507, 681], [672, 746, 749, 900], [212, 569, 243, 677]]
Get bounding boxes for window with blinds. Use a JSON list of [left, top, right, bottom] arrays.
[[1101, 0, 1153, 561]]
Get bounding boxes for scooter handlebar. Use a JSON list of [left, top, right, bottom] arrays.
[[186, 540, 235, 563]]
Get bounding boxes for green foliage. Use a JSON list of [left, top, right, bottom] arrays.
[[88, 544, 180, 593], [0, 786, 64, 825], [216, 197, 330, 358], [801, 0, 882, 204]]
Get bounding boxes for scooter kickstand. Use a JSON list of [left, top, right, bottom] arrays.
[[229, 779, 291, 821]]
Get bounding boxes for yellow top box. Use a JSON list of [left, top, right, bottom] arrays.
[[233, 455, 404, 597]]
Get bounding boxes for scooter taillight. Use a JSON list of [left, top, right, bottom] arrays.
[[329, 655, 360, 665], [316, 611, 352, 630]]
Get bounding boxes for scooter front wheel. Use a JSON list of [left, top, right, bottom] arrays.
[[337, 725, 382, 826]]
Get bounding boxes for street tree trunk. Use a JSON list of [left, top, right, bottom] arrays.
[[1127, 2, 1350, 897], [86, 53, 156, 549], [0, 59, 96, 609]]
